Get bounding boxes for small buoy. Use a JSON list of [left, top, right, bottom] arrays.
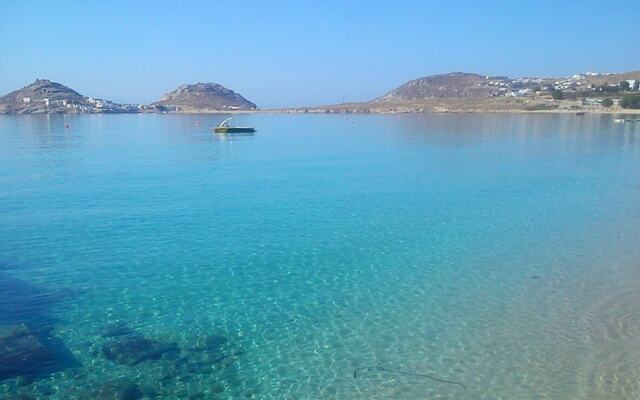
[[195, 121, 200, 126], [65, 124, 70, 128]]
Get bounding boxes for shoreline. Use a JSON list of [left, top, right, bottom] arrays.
[[3, 108, 640, 116], [117, 107, 640, 115], [261, 108, 640, 115], [262, 99, 640, 115]]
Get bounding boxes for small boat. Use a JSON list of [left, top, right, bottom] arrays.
[[213, 117, 256, 134], [614, 118, 625, 123], [575, 112, 585, 116]]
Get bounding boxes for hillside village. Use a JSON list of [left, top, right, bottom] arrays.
[[284, 70, 640, 114], [482, 72, 639, 105]]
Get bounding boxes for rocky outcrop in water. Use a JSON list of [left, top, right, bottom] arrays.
[[191, 334, 228, 352], [102, 334, 179, 366], [100, 322, 134, 338], [0, 270, 80, 384], [4, 395, 36, 400], [0, 324, 55, 381], [90, 380, 143, 400]]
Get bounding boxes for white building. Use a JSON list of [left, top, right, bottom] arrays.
[[584, 97, 602, 105], [22, 97, 31, 103]]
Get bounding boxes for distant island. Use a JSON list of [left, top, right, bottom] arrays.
[[2, 70, 640, 115], [0, 80, 257, 114]]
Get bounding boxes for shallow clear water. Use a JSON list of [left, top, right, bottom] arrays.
[[1, 113, 640, 399]]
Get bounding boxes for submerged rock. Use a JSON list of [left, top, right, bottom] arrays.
[[204, 335, 228, 350], [192, 334, 228, 353], [0, 324, 54, 381], [90, 380, 143, 400], [139, 384, 159, 399], [100, 322, 134, 338], [0, 273, 59, 327], [37, 383, 54, 395], [190, 334, 243, 366], [210, 384, 225, 393], [5, 395, 36, 400], [102, 334, 179, 366]]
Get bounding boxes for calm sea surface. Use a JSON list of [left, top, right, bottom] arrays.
[[1, 113, 640, 399]]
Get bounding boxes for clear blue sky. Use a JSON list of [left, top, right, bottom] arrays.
[[1, 0, 639, 108]]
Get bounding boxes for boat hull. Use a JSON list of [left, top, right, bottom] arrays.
[[214, 127, 256, 133]]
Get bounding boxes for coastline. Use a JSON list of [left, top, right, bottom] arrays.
[[160, 99, 640, 115], [3, 109, 639, 116], [261, 108, 640, 115], [3, 105, 640, 116], [262, 98, 640, 115]]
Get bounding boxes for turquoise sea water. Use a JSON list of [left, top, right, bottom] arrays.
[[1, 113, 640, 399]]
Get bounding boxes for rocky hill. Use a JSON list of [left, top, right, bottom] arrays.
[[277, 69, 640, 114], [0, 79, 136, 114], [373, 71, 640, 104], [373, 72, 491, 102], [152, 83, 257, 111], [0, 79, 84, 113]]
